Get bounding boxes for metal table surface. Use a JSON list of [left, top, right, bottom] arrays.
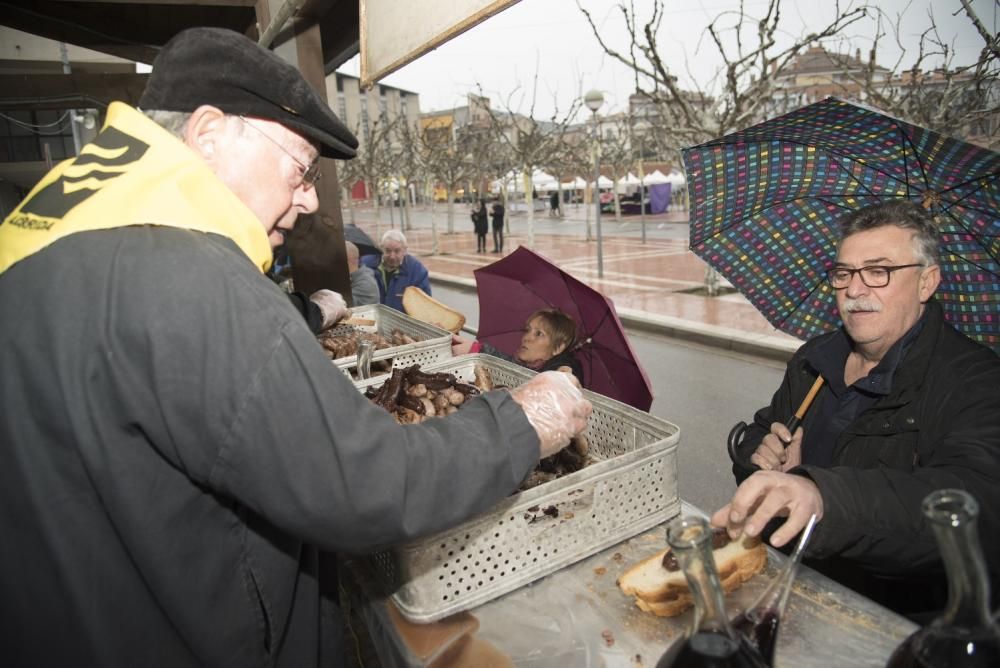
[[348, 502, 916, 667]]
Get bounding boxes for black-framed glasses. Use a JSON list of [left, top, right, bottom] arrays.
[[826, 264, 924, 289], [237, 116, 321, 189]]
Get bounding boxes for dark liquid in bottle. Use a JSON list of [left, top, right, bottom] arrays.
[[656, 630, 768, 668], [886, 631, 1000, 668], [885, 642, 932, 668], [732, 608, 781, 664]]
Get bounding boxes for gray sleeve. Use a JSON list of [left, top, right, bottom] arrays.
[[350, 267, 380, 306], [210, 319, 540, 552], [122, 240, 540, 554]]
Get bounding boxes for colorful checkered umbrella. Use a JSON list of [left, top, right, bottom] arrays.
[[683, 97, 1000, 350]]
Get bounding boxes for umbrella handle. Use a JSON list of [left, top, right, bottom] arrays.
[[727, 420, 758, 479], [783, 376, 825, 444]]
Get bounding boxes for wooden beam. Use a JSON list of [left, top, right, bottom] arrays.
[[0, 2, 256, 63], [283, 18, 352, 302], [55, 1, 255, 6], [0, 72, 149, 109]]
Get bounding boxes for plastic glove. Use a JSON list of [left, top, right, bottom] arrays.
[[309, 289, 349, 330], [510, 371, 592, 459]]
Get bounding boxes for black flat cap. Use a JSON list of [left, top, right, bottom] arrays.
[[139, 27, 358, 159]]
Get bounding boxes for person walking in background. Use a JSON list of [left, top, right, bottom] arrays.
[[362, 228, 432, 312], [491, 199, 505, 253], [549, 190, 561, 218], [471, 199, 489, 252], [345, 240, 379, 306]]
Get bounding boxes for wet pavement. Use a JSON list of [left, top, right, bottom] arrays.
[[345, 203, 802, 358]]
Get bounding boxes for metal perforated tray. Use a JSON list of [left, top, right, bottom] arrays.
[[356, 353, 681, 622], [324, 304, 452, 378]]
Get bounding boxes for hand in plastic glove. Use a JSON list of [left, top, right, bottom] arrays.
[[510, 371, 592, 459], [309, 289, 349, 330]]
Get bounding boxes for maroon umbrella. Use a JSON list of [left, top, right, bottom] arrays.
[[474, 246, 653, 411]]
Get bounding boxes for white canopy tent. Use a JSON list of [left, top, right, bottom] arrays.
[[590, 175, 614, 189], [616, 172, 641, 194], [665, 170, 687, 186], [492, 169, 558, 194], [642, 169, 670, 185], [561, 176, 588, 190]]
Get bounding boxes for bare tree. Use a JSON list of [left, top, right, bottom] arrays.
[[580, 0, 868, 295], [335, 156, 363, 226], [598, 122, 636, 224], [350, 116, 399, 238], [539, 130, 589, 222], [481, 131, 518, 234], [834, 4, 1000, 149], [482, 80, 582, 249], [578, 0, 869, 145], [391, 121, 425, 231], [424, 125, 475, 236]]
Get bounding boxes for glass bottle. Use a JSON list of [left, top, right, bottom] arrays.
[[886, 489, 1000, 667], [656, 516, 768, 668], [732, 514, 817, 665]]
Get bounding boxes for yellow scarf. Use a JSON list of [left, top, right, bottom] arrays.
[[0, 102, 272, 275]]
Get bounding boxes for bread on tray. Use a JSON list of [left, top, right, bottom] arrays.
[[618, 529, 766, 617], [402, 287, 467, 333]]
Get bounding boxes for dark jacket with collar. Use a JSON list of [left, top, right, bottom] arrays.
[[361, 254, 431, 312], [733, 300, 1000, 614]]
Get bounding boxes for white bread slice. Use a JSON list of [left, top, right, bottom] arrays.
[[402, 287, 467, 333], [618, 533, 766, 617]]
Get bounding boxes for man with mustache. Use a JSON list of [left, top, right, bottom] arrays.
[[714, 200, 1000, 618]]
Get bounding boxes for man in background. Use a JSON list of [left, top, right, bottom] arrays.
[[345, 239, 379, 306], [362, 228, 432, 312]]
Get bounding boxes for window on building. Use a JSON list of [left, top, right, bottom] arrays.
[[337, 93, 347, 124]]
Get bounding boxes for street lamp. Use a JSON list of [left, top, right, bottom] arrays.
[[584, 89, 604, 278]]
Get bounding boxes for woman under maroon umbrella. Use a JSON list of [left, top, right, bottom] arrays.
[[452, 308, 583, 382]]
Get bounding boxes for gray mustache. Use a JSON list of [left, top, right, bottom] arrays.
[[843, 298, 882, 313]]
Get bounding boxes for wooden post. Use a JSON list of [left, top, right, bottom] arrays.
[[258, 2, 353, 303]]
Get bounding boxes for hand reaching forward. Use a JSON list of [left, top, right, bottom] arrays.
[[510, 370, 592, 458], [309, 289, 349, 330], [750, 422, 803, 472], [711, 471, 823, 548]]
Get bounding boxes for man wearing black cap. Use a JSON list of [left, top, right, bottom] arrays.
[[0, 27, 592, 666]]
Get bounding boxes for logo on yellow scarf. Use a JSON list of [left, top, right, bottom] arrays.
[[9, 127, 148, 225]]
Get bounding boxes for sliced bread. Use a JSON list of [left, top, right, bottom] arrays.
[[618, 533, 767, 617], [401, 287, 466, 333]]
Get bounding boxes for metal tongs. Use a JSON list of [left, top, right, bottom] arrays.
[[356, 340, 374, 380]]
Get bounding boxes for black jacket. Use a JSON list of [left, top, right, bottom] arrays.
[[490, 204, 505, 230], [0, 227, 540, 667], [733, 300, 1000, 614], [471, 207, 488, 235]]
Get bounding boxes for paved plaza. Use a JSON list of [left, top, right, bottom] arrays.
[[346, 202, 801, 358]]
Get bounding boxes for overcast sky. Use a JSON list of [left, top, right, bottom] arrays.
[[337, 0, 996, 122]]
